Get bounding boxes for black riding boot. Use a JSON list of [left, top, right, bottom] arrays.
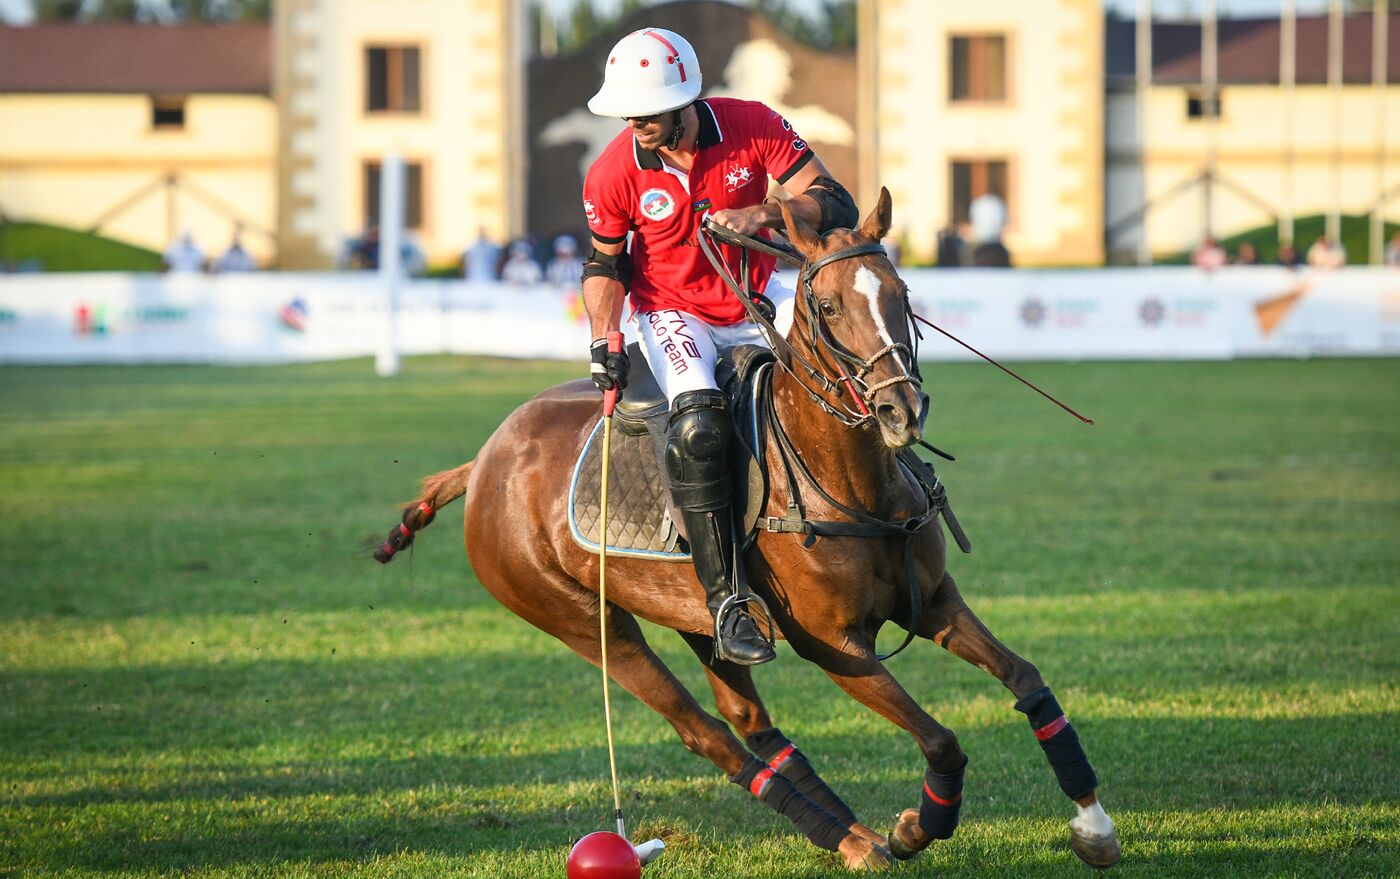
[[666, 389, 776, 666]]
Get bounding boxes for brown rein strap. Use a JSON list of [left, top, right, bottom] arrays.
[[701, 219, 1094, 426]]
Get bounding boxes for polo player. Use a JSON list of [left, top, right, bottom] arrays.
[[580, 27, 860, 666]]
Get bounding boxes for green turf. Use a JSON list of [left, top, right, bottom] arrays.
[[1, 356, 1396, 877], [0, 222, 163, 273]]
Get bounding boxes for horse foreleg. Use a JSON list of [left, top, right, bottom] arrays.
[[677, 632, 888, 851], [920, 573, 1121, 868], [560, 607, 890, 870], [798, 637, 967, 863]]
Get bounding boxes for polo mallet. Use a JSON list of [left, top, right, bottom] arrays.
[[581, 330, 665, 872]]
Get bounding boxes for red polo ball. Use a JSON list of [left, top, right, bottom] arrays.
[[567, 831, 641, 879]]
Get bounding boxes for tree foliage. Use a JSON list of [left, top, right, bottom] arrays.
[[533, 0, 856, 57], [31, 0, 270, 22]]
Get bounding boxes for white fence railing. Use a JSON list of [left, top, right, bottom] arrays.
[[1, 267, 1396, 365]]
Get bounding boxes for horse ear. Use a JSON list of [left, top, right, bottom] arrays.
[[779, 197, 821, 257], [859, 186, 892, 242]]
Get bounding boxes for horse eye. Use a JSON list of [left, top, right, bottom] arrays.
[[819, 299, 838, 318]]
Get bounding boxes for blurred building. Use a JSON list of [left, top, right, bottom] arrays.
[[0, 24, 277, 264], [1, 2, 1394, 269], [862, 0, 1105, 265], [1105, 11, 1400, 261], [272, 0, 527, 268]]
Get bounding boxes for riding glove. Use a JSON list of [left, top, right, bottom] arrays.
[[589, 337, 630, 394]]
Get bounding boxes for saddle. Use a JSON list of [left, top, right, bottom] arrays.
[[567, 342, 771, 561]]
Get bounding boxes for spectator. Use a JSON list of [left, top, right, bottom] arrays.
[[214, 225, 256, 273], [1276, 242, 1303, 269], [163, 228, 205, 273], [545, 234, 584, 290], [1306, 235, 1346, 269], [969, 192, 1011, 267], [501, 240, 542, 285], [1191, 236, 1227, 271], [935, 225, 964, 268], [346, 225, 381, 270], [1385, 233, 1400, 267], [463, 227, 502, 281], [1232, 242, 1260, 266]]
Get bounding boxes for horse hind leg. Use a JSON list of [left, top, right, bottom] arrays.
[[917, 572, 1121, 868], [553, 604, 891, 870], [676, 632, 889, 852]]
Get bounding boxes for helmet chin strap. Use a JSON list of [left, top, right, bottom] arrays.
[[665, 106, 686, 150]]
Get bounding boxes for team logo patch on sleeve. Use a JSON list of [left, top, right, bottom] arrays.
[[693, 198, 712, 213], [640, 188, 676, 221], [584, 198, 599, 225]]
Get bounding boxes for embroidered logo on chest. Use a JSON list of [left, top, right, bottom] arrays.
[[639, 188, 676, 221], [723, 163, 755, 193]]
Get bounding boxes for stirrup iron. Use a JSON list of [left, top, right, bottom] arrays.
[[713, 592, 777, 662]]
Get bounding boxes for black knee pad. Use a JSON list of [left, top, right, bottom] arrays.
[[665, 390, 731, 511]]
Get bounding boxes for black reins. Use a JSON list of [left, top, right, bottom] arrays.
[[698, 219, 962, 661]]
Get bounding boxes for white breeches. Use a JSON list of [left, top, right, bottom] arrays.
[[631, 275, 796, 404]]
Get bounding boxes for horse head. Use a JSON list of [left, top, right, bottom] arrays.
[[779, 187, 928, 449]]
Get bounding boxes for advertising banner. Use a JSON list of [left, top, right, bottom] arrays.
[[1, 267, 1396, 366]]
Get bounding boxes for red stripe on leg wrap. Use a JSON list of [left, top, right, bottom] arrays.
[[923, 781, 961, 807], [1034, 715, 1070, 741], [749, 767, 775, 798], [767, 744, 797, 770], [398, 523, 412, 538]]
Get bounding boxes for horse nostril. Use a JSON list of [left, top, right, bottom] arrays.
[[876, 402, 907, 433]]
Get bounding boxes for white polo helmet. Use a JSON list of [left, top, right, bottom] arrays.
[[587, 28, 702, 118]]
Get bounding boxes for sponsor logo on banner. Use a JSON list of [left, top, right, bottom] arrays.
[[923, 297, 980, 329], [125, 306, 189, 330], [640, 188, 675, 221], [1253, 281, 1309, 336], [1138, 298, 1166, 327], [75, 303, 108, 336], [1021, 297, 1099, 329], [279, 298, 309, 332]]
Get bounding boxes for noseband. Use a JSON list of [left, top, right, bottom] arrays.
[[698, 223, 924, 428]]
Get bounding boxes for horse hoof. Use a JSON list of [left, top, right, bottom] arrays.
[[849, 821, 888, 849], [1069, 824, 1121, 869], [886, 808, 929, 861], [842, 841, 895, 872]]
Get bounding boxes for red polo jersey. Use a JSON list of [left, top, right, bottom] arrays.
[[583, 98, 814, 326]]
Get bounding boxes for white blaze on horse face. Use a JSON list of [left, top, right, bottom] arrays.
[[1071, 800, 1115, 840], [852, 264, 909, 376]]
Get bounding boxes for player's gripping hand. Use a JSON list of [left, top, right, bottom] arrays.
[[589, 338, 629, 394]]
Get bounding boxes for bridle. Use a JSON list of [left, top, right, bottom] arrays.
[[698, 221, 924, 428]]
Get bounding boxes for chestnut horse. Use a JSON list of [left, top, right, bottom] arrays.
[[374, 191, 1121, 871]]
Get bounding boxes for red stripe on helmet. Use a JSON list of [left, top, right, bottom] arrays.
[[644, 30, 687, 83], [767, 743, 797, 770], [749, 767, 775, 798], [922, 781, 962, 807], [1034, 715, 1070, 741]]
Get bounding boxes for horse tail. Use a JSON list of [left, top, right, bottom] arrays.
[[373, 460, 476, 564]]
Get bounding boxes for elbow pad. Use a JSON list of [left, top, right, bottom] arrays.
[[804, 176, 858, 233], [582, 246, 631, 287]]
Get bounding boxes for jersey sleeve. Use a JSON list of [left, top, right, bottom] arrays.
[[582, 166, 632, 245], [751, 104, 814, 186]]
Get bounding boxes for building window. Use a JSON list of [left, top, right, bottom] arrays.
[[366, 46, 422, 113], [1186, 90, 1222, 120], [950, 159, 1008, 223], [364, 161, 425, 230], [949, 35, 1007, 103], [151, 95, 187, 129]]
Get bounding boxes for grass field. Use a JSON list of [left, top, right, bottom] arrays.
[[1, 356, 1396, 878]]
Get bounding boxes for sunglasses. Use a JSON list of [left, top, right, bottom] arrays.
[[623, 113, 664, 124]]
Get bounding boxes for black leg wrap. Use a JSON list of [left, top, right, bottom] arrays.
[[917, 757, 966, 840], [730, 755, 848, 852], [746, 727, 858, 827], [1015, 686, 1099, 801]]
